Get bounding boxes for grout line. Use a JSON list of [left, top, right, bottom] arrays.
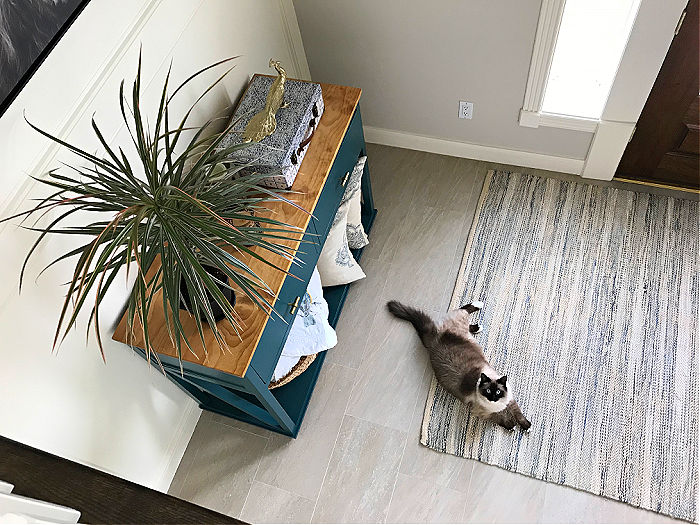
[[241, 479, 316, 524], [460, 460, 477, 522], [309, 366, 362, 521], [309, 416, 347, 522], [239, 435, 270, 519], [384, 362, 429, 523], [210, 418, 271, 440]]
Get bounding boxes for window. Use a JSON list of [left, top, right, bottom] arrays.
[[520, 0, 642, 129]]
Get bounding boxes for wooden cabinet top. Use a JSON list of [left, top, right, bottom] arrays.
[[112, 80, 362, 378]]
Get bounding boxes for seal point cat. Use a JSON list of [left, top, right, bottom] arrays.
[[387, 300, 531, 431]]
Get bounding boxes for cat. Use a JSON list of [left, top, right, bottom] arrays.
[[387, 300, 531, 431]]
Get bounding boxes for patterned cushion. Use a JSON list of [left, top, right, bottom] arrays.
[[317, 159, 367, 287], [346, 156, 369, 249]]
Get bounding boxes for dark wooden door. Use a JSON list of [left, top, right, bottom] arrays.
[[615, 0, 699, 190]]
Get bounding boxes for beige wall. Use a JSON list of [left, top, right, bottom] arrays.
[[293, 0, 593, 160], [0, 0, 307, 491]]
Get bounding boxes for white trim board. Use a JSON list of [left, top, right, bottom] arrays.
[[278, 0, 311, 81], [520, 0, 567, 117], [363, 126, 585, 175], [519, 109, 599, 132]]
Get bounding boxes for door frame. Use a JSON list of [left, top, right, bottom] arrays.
[[581, 0, 688, 180]]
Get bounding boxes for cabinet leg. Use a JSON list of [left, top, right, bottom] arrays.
[[247, 369, 296, 435]]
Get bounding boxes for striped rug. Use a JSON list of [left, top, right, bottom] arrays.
[[421, 171, 698, 522]]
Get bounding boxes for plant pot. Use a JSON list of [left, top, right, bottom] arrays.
[[179, 265, 235, 322]]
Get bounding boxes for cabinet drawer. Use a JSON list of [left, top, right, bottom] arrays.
[[249, 227, 318, 382], [310, 108, 364, 246]]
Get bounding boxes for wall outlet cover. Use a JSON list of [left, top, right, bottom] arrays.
[[459, 101, 473, 119]]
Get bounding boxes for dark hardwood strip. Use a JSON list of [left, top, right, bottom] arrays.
[[0, 436, 243, 524]]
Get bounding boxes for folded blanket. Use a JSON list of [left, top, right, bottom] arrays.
[[272, 267, 337, 381]]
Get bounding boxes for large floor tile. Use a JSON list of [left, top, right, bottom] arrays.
[[240, 481, 315, 524], [463, 461, 548, 523], [407, 153, 483, 212], [362, 145, 424, 263], [344, 305, 432, 433], [169, 420, 268, 517], [204, 410, 272, 439], [382, 205, 468, 312], [398, 366, 474, 493], [439, 167, 488, 308], [326, 256, 389, 369], [311, 415, 406, 524], [254, 363, 356, 501], [386, 473, 466, 523]]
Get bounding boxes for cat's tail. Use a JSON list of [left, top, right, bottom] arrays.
[[386, 300, 437, 347]]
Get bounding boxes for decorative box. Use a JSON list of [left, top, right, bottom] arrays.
[[218, 75, 324, 189]]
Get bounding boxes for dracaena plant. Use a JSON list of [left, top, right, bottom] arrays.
[[1, 54, 305, 364]]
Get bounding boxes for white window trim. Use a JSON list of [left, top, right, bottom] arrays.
[[519, 0, 601, 133]]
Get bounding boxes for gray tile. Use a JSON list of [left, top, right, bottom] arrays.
[[168, 415, 204, 496], [386, 473, 466, 523], [326, 256, 389, 369], [362, 146, 424, 263], [366, 144, 422, 206], [399, 366, 474, 493], [344, 305, 432, 433], [382, 205, 468, 312], [462, 461, 547, 523], [169, 420, 268, 516], [311, 415, 406, 523], [206, 410, 272, 439], [439, 165, 488, 308], [240, 481, 315, 524], [254, 363, 356, 501], [407, 154, 481, 212]]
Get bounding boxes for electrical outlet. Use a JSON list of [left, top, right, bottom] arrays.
[[459, 101, 473, 119]]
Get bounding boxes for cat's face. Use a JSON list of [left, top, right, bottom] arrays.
[[478, 373, 507, 402]]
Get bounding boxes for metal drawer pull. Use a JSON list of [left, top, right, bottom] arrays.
[[290, 296, 301, 314], [342, 171, 350, 186]]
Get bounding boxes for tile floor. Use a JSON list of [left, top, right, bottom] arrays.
[[169, 144, 690, 523]]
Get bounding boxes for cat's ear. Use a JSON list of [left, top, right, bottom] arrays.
[[480, 373, 490, 385], [496, 375, 507, 386]]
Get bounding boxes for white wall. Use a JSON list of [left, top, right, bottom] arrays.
[[292, 0, 594, 162], [0, 0, 308, 491]]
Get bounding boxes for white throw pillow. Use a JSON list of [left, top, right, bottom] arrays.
[[317, 168, 366, 286], [346, 156, 369, 249]]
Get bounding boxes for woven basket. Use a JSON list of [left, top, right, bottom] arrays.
[[269, 353, 318, 389]]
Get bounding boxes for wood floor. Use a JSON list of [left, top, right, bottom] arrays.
[[168, 144, 690, 524]]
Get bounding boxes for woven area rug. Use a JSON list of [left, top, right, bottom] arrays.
[[421, 171, 698, 522]]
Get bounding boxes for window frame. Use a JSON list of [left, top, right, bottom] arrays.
[[519, 0, 601, 133]]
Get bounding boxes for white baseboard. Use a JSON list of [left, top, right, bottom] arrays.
[[363, 126, 585, 175], [154, 400, 202, 493]]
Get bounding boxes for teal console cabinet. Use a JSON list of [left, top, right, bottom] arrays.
[[113, 81, 376, 437]]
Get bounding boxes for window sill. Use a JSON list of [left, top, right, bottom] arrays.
[[519, 109, 599, 133]]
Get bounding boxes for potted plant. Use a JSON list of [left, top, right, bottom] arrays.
[[1, 54, 305, 364]]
